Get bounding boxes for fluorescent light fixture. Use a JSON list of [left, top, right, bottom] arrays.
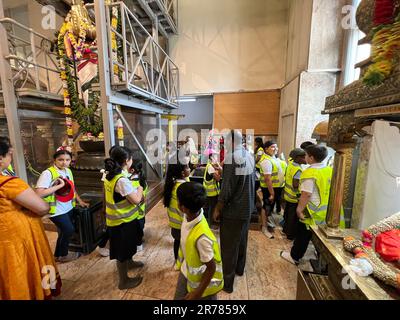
[[175, 97, 197, 103]]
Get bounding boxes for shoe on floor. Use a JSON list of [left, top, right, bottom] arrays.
[[280, 251, 299, 265], [128, 260, 144, 269], [57, 251, 81, 263], [223, 286, 233, 294], [97, 246, 110, 257], [262, 227, 274, 239], [137, 245, 143, 252], [118, 275, 143, 290]]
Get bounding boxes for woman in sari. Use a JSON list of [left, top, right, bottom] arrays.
[[0, 137, 62, 299]]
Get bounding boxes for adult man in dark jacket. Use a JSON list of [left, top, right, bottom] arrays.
[[213, 130, 256, 293]]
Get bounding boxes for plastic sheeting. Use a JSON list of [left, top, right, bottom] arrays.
[[360, 120, 400, 229]]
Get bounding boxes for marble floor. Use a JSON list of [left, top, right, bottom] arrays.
[[47, 202, 316, 300]]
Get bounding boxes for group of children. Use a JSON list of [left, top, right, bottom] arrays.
[[4, 135, 341, 298], [163, 155, 224, 300], [254, 139, 343, 265], [31, 146, 148, 290]]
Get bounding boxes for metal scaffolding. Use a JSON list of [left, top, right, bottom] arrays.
[[0, 0, 180, 184]]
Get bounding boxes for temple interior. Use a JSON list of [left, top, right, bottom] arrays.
[[1, 0, 400, 301]]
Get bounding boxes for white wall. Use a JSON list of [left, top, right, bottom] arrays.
[[170, 0, 289, 95], [278, 76, 299, 158], [285, 0, 313, 82], [163, 96, 213, 126]]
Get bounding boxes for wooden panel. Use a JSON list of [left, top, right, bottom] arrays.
[[214, 91, 280, 135]]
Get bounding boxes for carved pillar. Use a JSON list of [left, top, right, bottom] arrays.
[[319, 148, 345, 239], [321, 111, 356, 239]]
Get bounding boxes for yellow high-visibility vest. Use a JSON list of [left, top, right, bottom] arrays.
[[300, 166, 332, 228], [167, 180, 186, 230], [104, 173, 139, 227], [176, 216, 224, 297], [131, 178, 148, 220], [203, 162, 219, 197], [255, 147, 264, 169], [259, 154, 282, 188], [43, 166, 76, 215], [284, 162, 302, 203]]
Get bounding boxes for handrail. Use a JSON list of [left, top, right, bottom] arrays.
[[103, 1, 179, 107], [0, 18, 52, 41], [0, 17, 61, 95]]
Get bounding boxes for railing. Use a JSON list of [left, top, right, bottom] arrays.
[[0, 18, 62, 96], [153, 0, 178, 32], [105, 2, 179, 108]]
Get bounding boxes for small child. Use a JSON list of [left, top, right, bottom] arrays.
[[174, 182, 224, 300], [36, 149, 89, 262], [282, 148, 306, 240], [202, 150, 221, 226], [280, 145, 334, 265], [163, 159, 191, 269], [129, 160, 148, 252], [103, 146, 144, 290]]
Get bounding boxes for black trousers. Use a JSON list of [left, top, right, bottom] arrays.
[[98, 227, 109, 248], [171, 228, 181, 260], [273, 187, 284, 213], [261, 187, 273, 213], [50, 210, 75, 257], [290, 220, 312, 262], [283, 202, 298, 240], [220, 217, 250, 291]]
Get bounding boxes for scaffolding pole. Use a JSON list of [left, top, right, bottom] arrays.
[[0, 0, 27, 181], [95, 0, 115, 156]]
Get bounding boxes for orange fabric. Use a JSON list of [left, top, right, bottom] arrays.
[[0, 176, 62, 300]]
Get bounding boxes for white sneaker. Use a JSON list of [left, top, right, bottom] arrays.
[[262, 227, 274, 239], [137, 245, 143, 252], [280, 251, 299, 265], [97, 247, 110, 257]]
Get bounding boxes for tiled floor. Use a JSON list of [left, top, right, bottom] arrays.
[[48, 202, 314, 300]]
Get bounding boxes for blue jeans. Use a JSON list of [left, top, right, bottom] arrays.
[[50, 210, 75, 257]]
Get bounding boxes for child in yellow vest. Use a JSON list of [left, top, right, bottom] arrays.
[[163, 159, 191, 269], [282, 148, 306, 240], [281, 145, 334, 265], [36, 149, 89, 262], [129, 160, 148, 252], [203, 150, 221, 226], [104, 146, 145, 289], [174, 182, 223, 300]]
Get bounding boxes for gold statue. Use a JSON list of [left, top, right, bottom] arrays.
[[68, 0, 96, 41]]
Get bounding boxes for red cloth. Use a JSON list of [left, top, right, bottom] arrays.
[[375, 229, 400, 262], [374, 0, 395, 26]]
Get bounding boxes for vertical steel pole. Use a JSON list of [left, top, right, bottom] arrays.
[[0, 0, 27, 181], [95, 0, 115, 156]]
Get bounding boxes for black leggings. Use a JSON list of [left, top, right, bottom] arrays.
[[171, 228, 181, 260]]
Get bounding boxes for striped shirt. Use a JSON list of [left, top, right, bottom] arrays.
[[219, 146, 256, 220]]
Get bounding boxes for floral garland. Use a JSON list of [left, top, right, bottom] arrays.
[[363, 11, 400, 86], [111, 7, 124, 82], [57, 21, 103, 144], [343, 212, 400, 289]]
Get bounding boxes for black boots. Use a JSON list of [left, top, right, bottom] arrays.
[[116, 260, 143, 290]]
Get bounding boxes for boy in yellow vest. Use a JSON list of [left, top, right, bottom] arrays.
[[259, 141, 285, 238], [282, 148, 306, 240], [280, 145, 333, 265], [174, 182, 224, 300]]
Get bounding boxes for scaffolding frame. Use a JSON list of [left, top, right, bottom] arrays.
[[100, 1, 179, 108]]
